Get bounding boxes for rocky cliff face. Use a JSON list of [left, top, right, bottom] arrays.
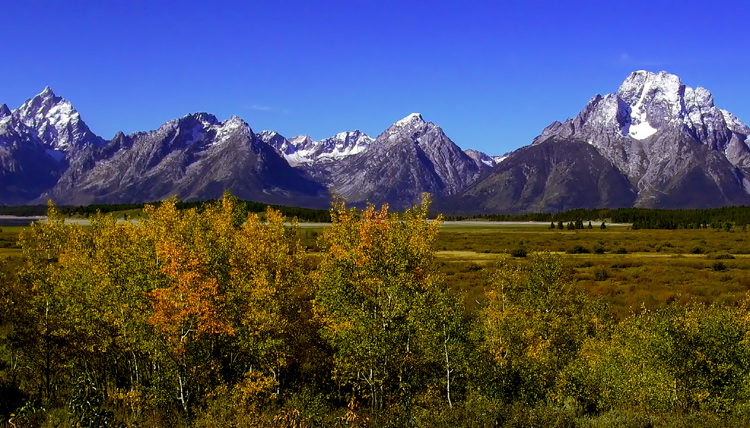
[[458, 70, 750, 212], [0, 114, 61, 204], [319, 113, 487, 209], [41, 113, 328, 206]]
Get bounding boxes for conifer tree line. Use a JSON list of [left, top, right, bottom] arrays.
[[452, 206, 750, 230], [0, 199, 333, 223], [2, 194, 750, 426]]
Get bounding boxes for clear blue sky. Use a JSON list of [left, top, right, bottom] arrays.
[[2, 0, 749, 155]]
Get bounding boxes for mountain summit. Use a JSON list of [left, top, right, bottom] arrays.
[[14, 87, 104, 153], [450, 71, 750, 213]]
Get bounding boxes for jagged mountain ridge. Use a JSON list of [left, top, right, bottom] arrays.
[[257, 113, 491, 209], [259, 130, 373, 167], [2, 71, 750, 213], [0, 87, 494, 208], [449, 70, 750, 213], [259, 113, 490, 208], [41, 113, 329, 206]]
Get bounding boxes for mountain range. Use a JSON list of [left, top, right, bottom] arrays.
[[2, 70, 749, 213]]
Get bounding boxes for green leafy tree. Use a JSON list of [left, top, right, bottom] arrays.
[[480, 254, 604, 405], [314, 195, 447, 410]]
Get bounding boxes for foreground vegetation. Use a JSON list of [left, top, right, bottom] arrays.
[[3, 197, 750, 426]]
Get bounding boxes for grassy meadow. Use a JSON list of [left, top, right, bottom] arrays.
[[300, 220, 750, 316], [434, 222, 750, 316]]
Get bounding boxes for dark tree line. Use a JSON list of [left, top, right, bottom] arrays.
[[0, 197, 332, 223], [447, 206, 750, 230]]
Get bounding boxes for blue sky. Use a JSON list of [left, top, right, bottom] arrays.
[[2, 1, 749, 155]]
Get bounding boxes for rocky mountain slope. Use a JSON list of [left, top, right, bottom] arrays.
[[259, 113, 489, 209], [326, 113, 487, 208], [2, 71, 750, 213], [449, 70, 750, 213], [0, 113, 61, 204], [42, 113, 329, 206]]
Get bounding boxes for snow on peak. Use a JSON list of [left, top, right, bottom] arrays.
[[225, 115, 245, 128], [464, 149, 496, 167], [721, 109, 750, 135], [185, 112, 219, 127], [621, 74, 660, 140], [0, 104, 10, 118], [13, 88, 93, 151], [269, 130, 373, 167], [289, 135, 315, 149], [40, 86, 56, 98], [493, 155, 508, 164], [395, 113, 425, 127], [205, 116, 249, 148], [614, 70, 733, 141]]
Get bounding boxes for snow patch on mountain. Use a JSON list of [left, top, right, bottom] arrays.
[[628, 122, 658, 140], [211, 116, 248, 147], [395, 113, 424, 127], [12, 87, 103, 152], [493, 155, 508, 164], [620, 72, 660, 140], [263, 131, 373, 167], [465, 149, 496, 167], [721, 109, 750, 135]]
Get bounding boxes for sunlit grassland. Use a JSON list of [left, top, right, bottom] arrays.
[[427, 223, 750, 316], [207, 222, 750, 316]]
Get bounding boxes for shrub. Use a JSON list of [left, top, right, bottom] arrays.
[[593, 244, 606, 254], [510, 246, 527, 258], [567, 245, 590, 254], [712, 261, 728, 271], [593, 267, 610, 281], [692, 246, 704, 254], [614, 247, 628, 254], [708, 253, 735, 260]]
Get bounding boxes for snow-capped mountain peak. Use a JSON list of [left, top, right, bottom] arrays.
[[395, 113, 425, 127], [464, 149, 496, 167], [0, 104, 11, 119], [612, 70, 732, 144], [535, 70, 739, 149], [264, 131, 374, 167], [40, 86, 55, 98], [288, 135, 315, 150], [526, 70, 750, 210], [13, 87, 103, 152], [211, 116, 250, 147], [382, 113, 435, 144], [721, 109, 750, 135]]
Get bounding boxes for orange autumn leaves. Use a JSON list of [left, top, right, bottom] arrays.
[[148, 242, 233, 349]]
